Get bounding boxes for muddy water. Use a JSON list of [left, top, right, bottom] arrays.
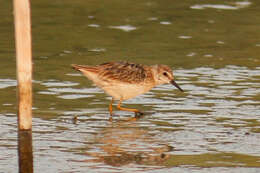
[[1, 0, 260, 172]]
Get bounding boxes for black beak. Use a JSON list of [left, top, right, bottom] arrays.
[[170, 80, 184, 92]]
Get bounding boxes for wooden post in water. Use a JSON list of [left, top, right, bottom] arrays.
[[14, 0, 34, 172], [13, 0, 33, 130]]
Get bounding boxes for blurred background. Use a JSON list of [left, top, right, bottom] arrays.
[[1, 0, 260, 172]]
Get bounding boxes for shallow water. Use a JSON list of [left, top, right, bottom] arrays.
[[1, 0, 260, 172]]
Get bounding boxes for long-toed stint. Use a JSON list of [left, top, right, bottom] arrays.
[[72, 61, 183, 117]]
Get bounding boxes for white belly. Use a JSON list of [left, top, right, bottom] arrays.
[[81, 71, 154, 100], [102, 83, 152, 101]]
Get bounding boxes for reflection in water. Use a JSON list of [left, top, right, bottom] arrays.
[[108, 25, 137, 32], [76, 119, 171, 170], [190, 1, 252, 10], [18, 130, 33, 173], [0, 79, 17, 89]]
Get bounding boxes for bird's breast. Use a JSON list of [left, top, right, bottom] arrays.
[[102, 82, 154, 100]]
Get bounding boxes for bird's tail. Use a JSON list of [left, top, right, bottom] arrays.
[[71, 64, 86, 71], [71, 64, 98, 73]]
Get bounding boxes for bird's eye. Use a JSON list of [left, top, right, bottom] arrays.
[[163, 72, 168, 76]]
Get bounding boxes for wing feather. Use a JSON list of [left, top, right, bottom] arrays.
[[72, 62, 154, 84], [96, 62, 148, 83]]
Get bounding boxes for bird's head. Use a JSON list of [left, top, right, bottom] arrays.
[[153, 65, 183, 92]]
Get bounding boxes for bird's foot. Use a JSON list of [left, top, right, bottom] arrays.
[[135, 111, 144, 118], [109, 113, 114, 121]]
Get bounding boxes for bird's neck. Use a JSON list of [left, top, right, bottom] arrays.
[[150, 65, 161, 86]]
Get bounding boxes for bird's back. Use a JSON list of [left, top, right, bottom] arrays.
[[97, 62, 151, 83], [72, 62, 154, 84]]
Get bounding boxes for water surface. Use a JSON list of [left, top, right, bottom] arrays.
[[0, 0, 260, 172]]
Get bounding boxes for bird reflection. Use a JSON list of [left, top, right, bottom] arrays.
[[80, 119, 172, 168]]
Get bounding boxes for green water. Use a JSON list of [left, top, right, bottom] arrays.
[[0, 0, 260, 172]]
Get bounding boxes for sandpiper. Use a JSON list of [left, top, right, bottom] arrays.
[[72, 61, 183, 116]]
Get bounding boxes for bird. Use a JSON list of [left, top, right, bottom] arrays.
[[71, 61, 183, 117]]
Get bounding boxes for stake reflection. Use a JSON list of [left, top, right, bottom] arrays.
[[18, 130, 33, 173]]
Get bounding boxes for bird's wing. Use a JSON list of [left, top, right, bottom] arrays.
[[96, 62, 148, 84]]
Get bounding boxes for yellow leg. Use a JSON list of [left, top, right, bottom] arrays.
[[109, 98, 114, 116], [117, 99, 140, 114]]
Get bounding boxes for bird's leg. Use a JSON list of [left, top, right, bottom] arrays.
[[117, 99, 141, 114], [108, 98, 114, 121], [109, 98, 114, 116]]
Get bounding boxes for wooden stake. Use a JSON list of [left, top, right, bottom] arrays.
[[13, 0, 33, 130]]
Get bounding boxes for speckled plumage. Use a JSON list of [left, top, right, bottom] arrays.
[[72, 62, 153, 84], [72, 61, 183, 116]]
